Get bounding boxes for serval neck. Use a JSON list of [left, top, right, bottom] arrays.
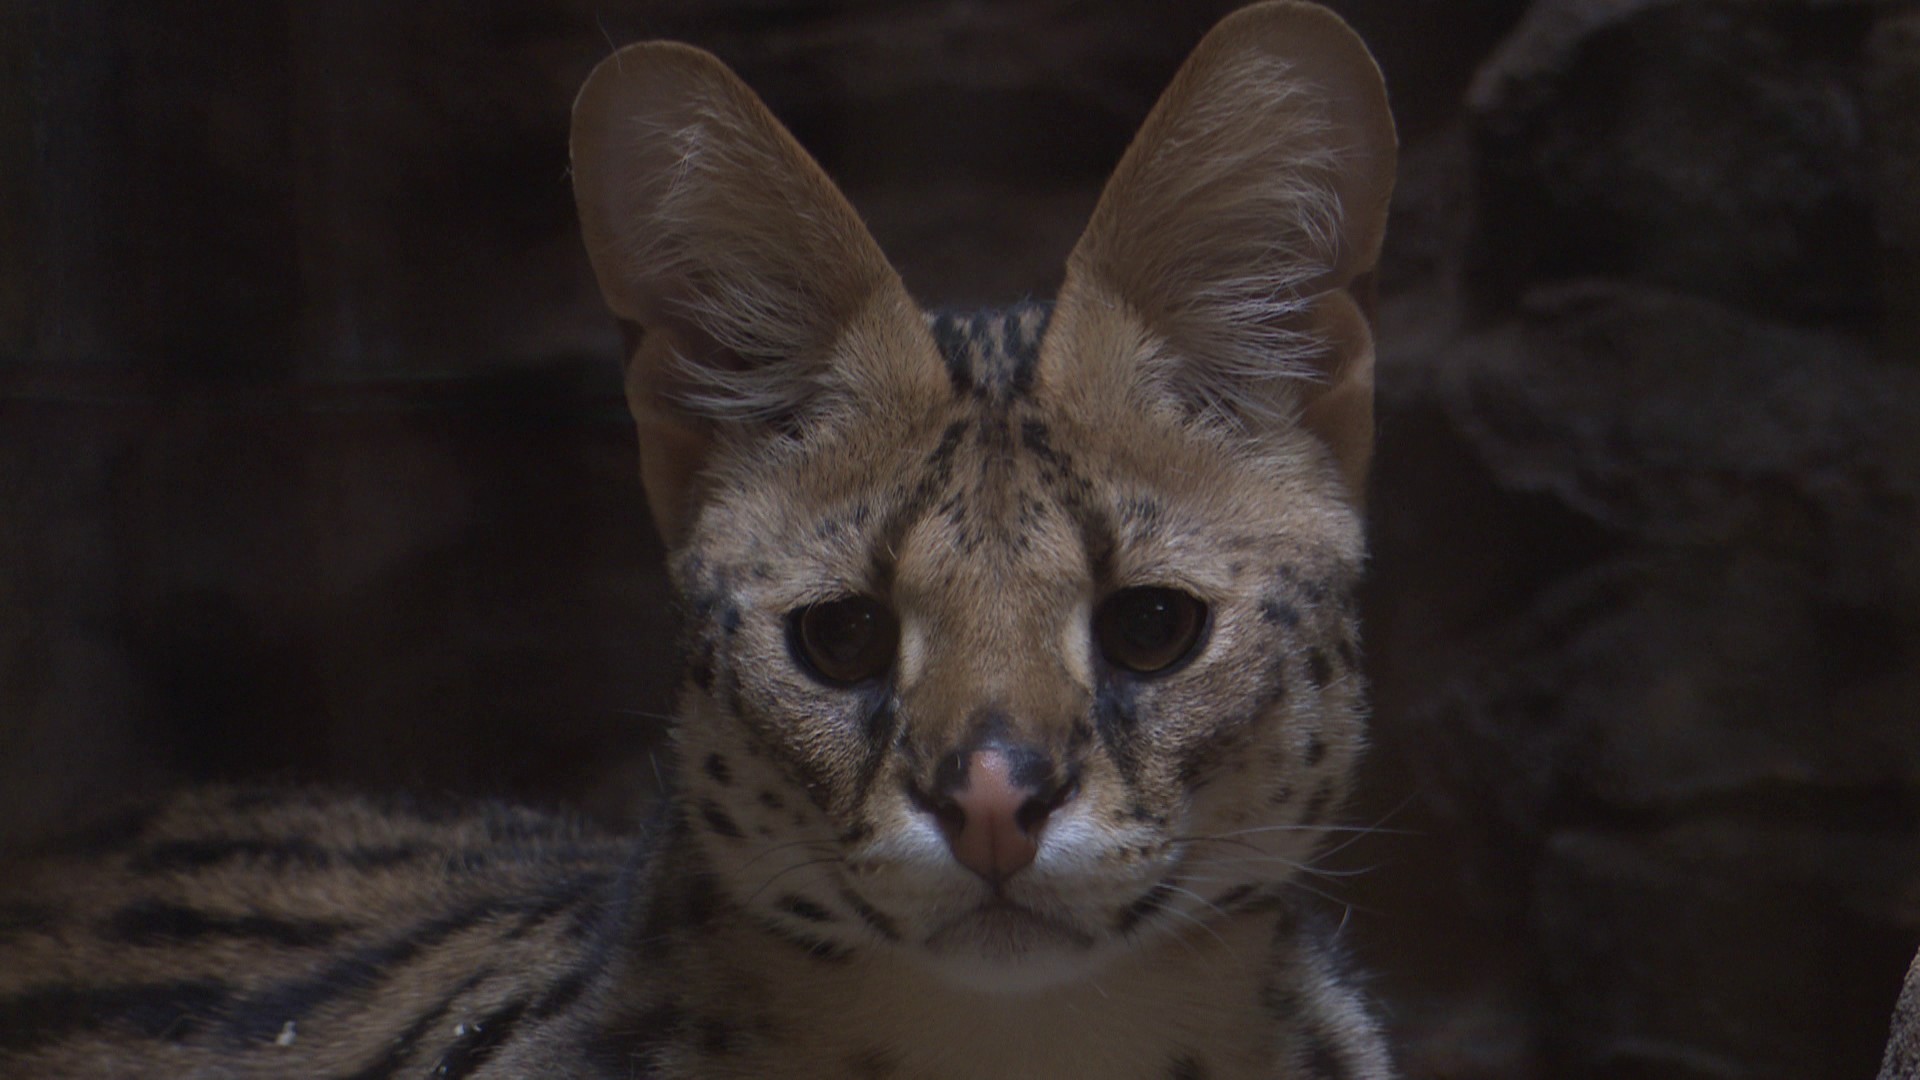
[[606, 818, 1295, 1077]]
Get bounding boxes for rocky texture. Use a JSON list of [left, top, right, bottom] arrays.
[[3, 1, 1918, 1077], [1871, 9, 1920, 359], [1363, 281, 1920, 1077], [1348, 2, 1920, 1076], [1469, 0, 1884, 322]]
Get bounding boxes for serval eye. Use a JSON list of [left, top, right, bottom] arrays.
[[1095, 587, 1207, 675], [790, 596, 898, 686]]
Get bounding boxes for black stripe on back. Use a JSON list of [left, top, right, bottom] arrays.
[[337, 972, 487, 1080], [433, 997, 530, 1080], [0, 979, 233, 1054], [223, 866, 617, 1046], [131, 836, 336, 875], [104, 899, 351, 949], [221, 896, 521, 1045]]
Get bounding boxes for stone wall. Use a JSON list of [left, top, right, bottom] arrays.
[[3, 1, 1916, 1075]]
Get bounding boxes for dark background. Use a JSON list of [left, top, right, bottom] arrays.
[[4, 1, 1918, 1076]]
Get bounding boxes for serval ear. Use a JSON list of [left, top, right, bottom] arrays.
[[570, 43, 934, 545], [1050, 0, 1396, 500]]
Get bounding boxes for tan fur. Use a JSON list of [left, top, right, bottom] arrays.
[[1, 4, 1397, 1076]]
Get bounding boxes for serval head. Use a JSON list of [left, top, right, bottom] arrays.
[[571, 0, 1395, 992]]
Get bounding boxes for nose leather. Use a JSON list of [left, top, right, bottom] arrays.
[[947, 749, 1035, 882], [932, 745, 1069, 884]]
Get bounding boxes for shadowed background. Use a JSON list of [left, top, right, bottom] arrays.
[[3, 1, 1918, 1076]]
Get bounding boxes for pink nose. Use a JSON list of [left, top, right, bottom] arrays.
[[928, 746, 1070, 885]]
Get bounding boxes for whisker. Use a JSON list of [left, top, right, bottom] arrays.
[[737, 837, 841, 872], [1178, 822, 1419, 843], [743, 857, 845, 906], [1184, 855, 1380, 880], [1160, 884, 1236, 944]]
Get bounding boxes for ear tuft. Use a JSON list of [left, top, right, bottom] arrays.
[[570, 42, 903, 423], [570, 43, 932, 543], [1053, 1, 1396, 497]]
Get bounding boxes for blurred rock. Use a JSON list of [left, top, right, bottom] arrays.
[[1361, 278, 1920, 1074], [1539, 827, 1916, 1078], [1870, 10, 1920, 359], [1468, 0, 1882, 322]]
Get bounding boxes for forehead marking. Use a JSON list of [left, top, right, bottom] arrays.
[[927, 301, 1052, 404]]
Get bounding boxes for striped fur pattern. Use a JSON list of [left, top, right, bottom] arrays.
[[0, 789, 633, 1078], [1, 3, 1399, 1077]]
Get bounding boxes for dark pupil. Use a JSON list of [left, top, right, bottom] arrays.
[[795, 597, 895, 685], [1119, 593, 1181, 653], [811, 603, 875, 668], [1098, 587, 1203, 674]]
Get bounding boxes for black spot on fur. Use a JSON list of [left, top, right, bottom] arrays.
[[888, 420, 972, 540], [1260, 597, 1303, 628], [757, 790, 784, 811], [704, 753, 733, 786], [838, 886, 901, 942], [1021, 418, 1062, 467], [1299, 1026, 1349, 1080], [1305, 735, 1327, 768], [1115, 880, 1177, 935], [699, 801, 745, 840], [1305, 649, 1332, 690]]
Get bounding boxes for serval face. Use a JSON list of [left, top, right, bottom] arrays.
[[668, 299, 1367, 991], [569, 1, 1395, 992]]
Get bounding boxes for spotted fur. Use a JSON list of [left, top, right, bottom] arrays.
[[0, 3, 1397, 1077]]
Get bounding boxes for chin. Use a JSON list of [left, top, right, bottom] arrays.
[[915, 902, 1113, 994]]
